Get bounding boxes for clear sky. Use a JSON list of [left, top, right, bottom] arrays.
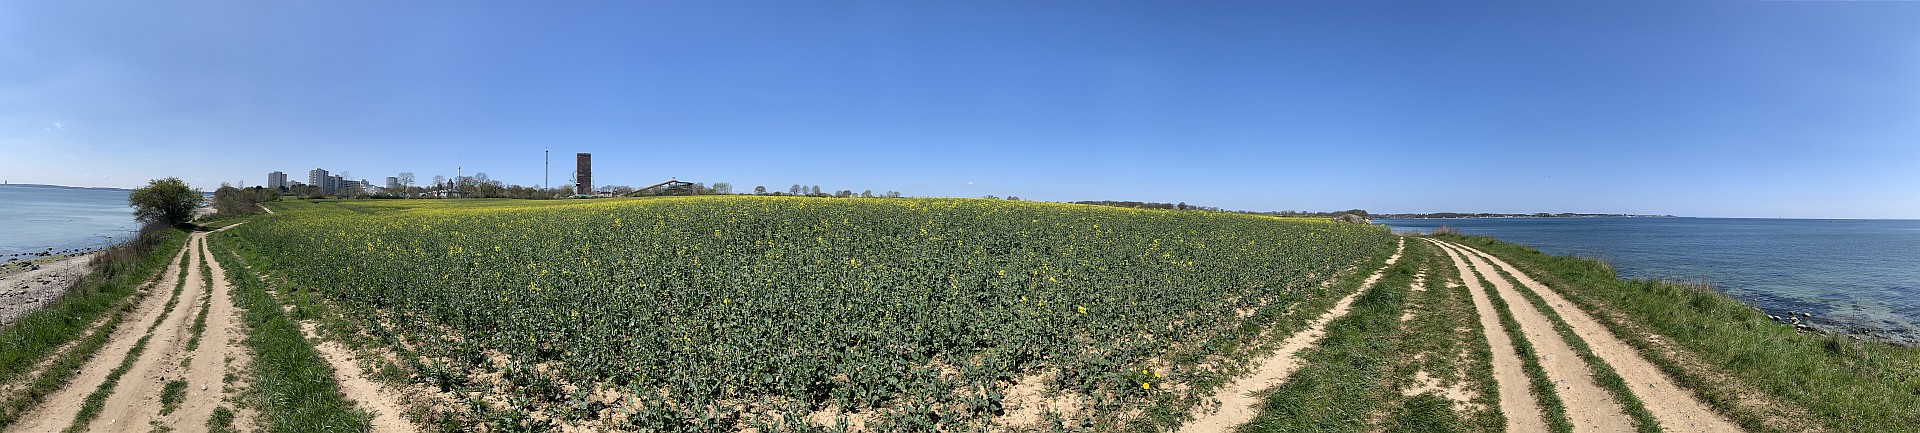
[[4, 1, 1917, 218]]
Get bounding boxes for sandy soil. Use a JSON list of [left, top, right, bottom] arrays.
[[0, 253, 99, 326], [1428, 238, 1547, 433], [311, 338, 421, 431], [1457, 243, 1742, 432], [1177, 237, 1405, 433]]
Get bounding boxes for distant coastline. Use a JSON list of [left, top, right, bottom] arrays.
[[0, 183, 134, 192], [1376, 212, 1677, 219]]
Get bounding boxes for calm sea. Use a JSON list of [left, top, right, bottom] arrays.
[[1378, 217, 1920, 344], [0, 184, 144, 258]]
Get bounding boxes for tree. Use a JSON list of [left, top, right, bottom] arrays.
[[398, 172, 415, 197], [129, 177, 203, 227], [790, 184, 803, 195], [860, 190, 873, 198], [810, 185, 822, 196], [712, 182, 733, 195], [754, 185, 768, 195], [885, 191, 901, 198], [433, 175, 447, 191]]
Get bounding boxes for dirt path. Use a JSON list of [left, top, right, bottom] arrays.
[[153, 236, 250, 430], [1427, 238, 1547, 433], [1455, 243, 1742, 432], [1178, 237, 1405, 433], [1438, 239, 1634, 432], [8, 237, 194, 432], [0, 252, 99, 326], [89, 235, 212, 431]]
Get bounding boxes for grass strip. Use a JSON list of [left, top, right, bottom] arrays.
[[1469, 248, 1660, 433], [206, 406, 238, 433], [159, 379, 187, 415], [1445, 242, 1573, 433], [0, 226, 184, 385], [208, 234, 372, 432], [185, 244, 214, 353], [1235, 237, 1423, 432], [1446, 234, 1920, 432]]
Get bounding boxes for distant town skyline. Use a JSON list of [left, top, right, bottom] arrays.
[[4, 2, 1917, 218]]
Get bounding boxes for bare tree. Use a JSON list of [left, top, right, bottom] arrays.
[[712, 182, 733, 195], [398, 172, 415, 197], [754, 185, 767, 195]]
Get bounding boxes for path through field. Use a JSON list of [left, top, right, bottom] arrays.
[[8, 229, 251, 432], [1427, 238, 1740, 433], [1178, 238, 1406, 433]]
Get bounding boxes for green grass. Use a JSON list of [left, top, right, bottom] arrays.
[[207, 236, 372, 432], [206, 406, 238, 433], [1236, 238, 1425, 432], [1444, 234, 1920, 432], [159, 379, 187, 415]]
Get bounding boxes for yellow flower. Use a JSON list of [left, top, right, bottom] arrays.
[[1078, 305, 1087, 314], [1141, 382, 1150, 390]]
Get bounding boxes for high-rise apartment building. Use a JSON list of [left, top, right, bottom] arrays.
[[308, 168, 330, 194], [267, 171, 288, 192]]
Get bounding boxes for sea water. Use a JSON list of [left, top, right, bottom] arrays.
[[1378, 217, 1920, 344], [0, 184, 144, 258]]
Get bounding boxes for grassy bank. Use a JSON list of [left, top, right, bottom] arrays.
[[1442, 234, 1920, 432], [0, 224, 186, 427]]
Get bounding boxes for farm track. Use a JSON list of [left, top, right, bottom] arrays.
[[6, 228, 254, 433], [1428, 238, 1741, 433], [1452, 240, 1741, 432], [9, 235, 195, 432], [1427, 238, 1547, 433], [1178, 237, 1406, 433]]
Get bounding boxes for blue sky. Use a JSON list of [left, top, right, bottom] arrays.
[[3, 1, 1917, 218]]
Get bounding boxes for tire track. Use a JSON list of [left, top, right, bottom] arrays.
[[7, 235, 195, 432], [90, 234, 211, 431], [1453, 242, 1741, 432], [1178, 237, 1405, 433], [1427, 238, 1547, 433], [158, 236, 249, 430], [1438, 239, 1634, 431]]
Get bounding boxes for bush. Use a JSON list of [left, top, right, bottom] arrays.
[[128, 178, 203, 227]]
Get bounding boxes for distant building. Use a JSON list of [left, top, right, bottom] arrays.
[[267, 171, 288, 192], [307, 168, 330, 194], [575, 153, 592, 196], [385, 176, 401, 191]]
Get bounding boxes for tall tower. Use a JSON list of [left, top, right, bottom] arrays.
[[575, 153, 592, 195]]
